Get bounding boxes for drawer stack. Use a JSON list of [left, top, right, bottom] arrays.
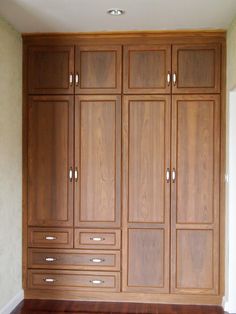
[[28, 228, 121, 291]]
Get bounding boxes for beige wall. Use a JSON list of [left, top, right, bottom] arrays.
[[0, 16, 22, 310], [224, 15, 236, 313]]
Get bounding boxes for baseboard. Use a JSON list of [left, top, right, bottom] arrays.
[[0, 290, 24, 314]]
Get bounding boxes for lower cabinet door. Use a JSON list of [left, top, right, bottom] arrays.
[[123, 229, 169, 293], [28, 270, 120, 292], [28, 249, 120, 271]]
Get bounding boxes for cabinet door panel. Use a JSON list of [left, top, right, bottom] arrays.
[[126, 96, 170, 223], [125, 228, 168, 292], [28, 46, 74, 94], [172, 44, 220, 93], [123, 45, 171, 94], [171, 95, 220, 295], [74, 96, 121, 227], [122, 95, 170, 293], [75, 46, 121, 94], [28, 96, 73, 227]]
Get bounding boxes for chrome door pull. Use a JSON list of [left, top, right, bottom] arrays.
[[90, 237, 105, 241], [69, 167, 73, 182], [90, 279, 104, 284], [45, 236, 57, 241], [44, 278, 56, 283], [167, 72, 171, 86], [75, 73, 79, 86], [74, 167, 78, 182], [172, 168, 176, 183], [90, 258, 105, 263], [45, 257, 57, 262], [166, 168, 170, 183], [69, 73, 73, 86], [173, 72, 177, 86]]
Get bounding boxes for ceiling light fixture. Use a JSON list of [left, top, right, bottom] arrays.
[[107, 8, 125, 16]]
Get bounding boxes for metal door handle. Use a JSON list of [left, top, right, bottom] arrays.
[[90, 237, 105, 241], [75, 167, 78, 182], [45, 257, 57, 262], [90, 279, 104, 284], [173, 72, 177, 86], [75, 73, 79, 86], [45, 236, 57, 241], [90, 258, 105, 263], [166, 168, 170, 183], [44, 278, 56, 283], [69, 167, 73, 182], [172, 168, 176, 183], [69, 73, 73, 86], [167, 72, 171, 86]]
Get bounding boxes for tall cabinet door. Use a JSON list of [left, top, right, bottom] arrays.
[[75, 46, 122, 94], [172, 44, 221, 94], [28, 96, 74, 227], [28, 46, 74, 94], [122, 95, 171, 293], [171, 95, 220, 295], [74, 95, 121, 228], [123, 45, 171, 94]]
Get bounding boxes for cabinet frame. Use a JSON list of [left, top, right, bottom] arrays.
[[23, 32, 226, 304]]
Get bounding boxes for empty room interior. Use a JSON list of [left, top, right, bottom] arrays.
[[1, 0, 236, 313]]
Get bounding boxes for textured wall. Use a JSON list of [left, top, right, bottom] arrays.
[[0, 16, 22, 310]]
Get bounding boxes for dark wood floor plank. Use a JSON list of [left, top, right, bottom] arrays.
[[11, 300, 225, 314]]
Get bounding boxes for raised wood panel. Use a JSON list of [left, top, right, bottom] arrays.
[[75, 229, 121, 250], [171, 95, 220, 295], [28, 228, 73, 248], [124, 229, 168, 293], [28, 249, 120, 271], [28, 46, 74, 94], [173, 95, 220, 224], [75, 45, 121, 94], [28, 270, 120, 292], [74, 95, 121, 228], [123, 45, 171, 94], [175, 230, 216, 294], [28, 96, 73, 227], [124, 95, 170, 223], [172, 44, 220, 93]]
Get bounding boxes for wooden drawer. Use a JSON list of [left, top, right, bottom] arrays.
[[28, 270, 120, 292], [28, 249, 120, 271], [28, 228, 73, 248], [75, 229, 121, 250]]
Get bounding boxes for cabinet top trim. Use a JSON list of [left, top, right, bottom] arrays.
[[22, 30, 226, 44]]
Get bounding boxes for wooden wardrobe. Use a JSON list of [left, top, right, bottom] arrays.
[[23, 31, 226, 305]]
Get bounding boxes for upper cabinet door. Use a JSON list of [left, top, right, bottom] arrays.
[[123, 45, 171, 94], [75, 46, 122, 94], [74, 95, 121, 228], [28, 46, 74, 94], [172, 44, 221, 94], [28, 96, 74, 227]]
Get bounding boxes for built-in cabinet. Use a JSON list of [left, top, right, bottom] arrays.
[[24, 32, 225, 305]]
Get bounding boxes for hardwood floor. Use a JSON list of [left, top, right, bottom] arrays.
[[11, 300, 226, 314]]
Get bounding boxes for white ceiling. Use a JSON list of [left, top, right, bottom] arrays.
[[0, 0, 236, 33]]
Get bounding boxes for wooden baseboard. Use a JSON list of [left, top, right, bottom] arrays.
[[24, 289, 222, 306]]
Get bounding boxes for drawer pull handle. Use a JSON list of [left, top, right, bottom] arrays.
[[45, 257, 57, 262], [90, 237, 105, 242], [44, 278, 56, 283], [45, 236, 57, 241], [90, 258, 105, 263], [90, 279, 104, 285]]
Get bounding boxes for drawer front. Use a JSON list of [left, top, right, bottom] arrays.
[[75, 229, 121, 249], [28, 270, 120, 292], [28, 228, 73, 248], [28, 249, 120, 271]]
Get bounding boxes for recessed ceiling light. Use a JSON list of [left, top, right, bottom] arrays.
[[107, 9, 125, 16]]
